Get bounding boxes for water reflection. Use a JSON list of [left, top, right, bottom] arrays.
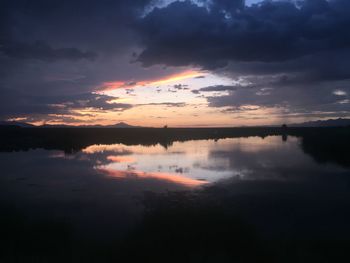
[[76, 136, 347, 185], [98, 169, 208, 187], [1, 135, 350, 262]]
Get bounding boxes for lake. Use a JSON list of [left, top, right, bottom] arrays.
[[1, 133, 350, 262]]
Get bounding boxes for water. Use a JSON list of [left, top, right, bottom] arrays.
[[1, 135, 350, 261]]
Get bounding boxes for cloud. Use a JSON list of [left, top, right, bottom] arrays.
[[205, 81, 350, 115], [139, 102, 187, 107], [0, 91, 133, 119], [1, 0, 350, 123], [52, 93, 133, 111], [0, 0, 188, 122], [134, 0, 350, 119], [0, 0, 155, 58], [333, 89, 347, 96], [198, 85, 241, 92], [1, 41, 96, 61], [191, 90, 200, 94], [173, 84, 189, 90], [137, 0, 350, 68]]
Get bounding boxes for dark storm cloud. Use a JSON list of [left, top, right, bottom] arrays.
[[0, 0, 159, 65], [0, 0, 153, 46], [1, 0, 350, 121], [220, 49, 350, 85], [0, 91, 132, 119], [206, 82, 350, 113], [46, 93, 133, 111], [198, 85, 241, 92], [1, 41, 96, 61], [137, 0, 350, 68], [0, 0, 158, 119], [135, 0, 350, 118]]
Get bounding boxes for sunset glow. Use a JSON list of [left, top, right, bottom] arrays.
[[100, 70, 205, 91], [2, 0, 349, 127], [2, 1, 350, 260]]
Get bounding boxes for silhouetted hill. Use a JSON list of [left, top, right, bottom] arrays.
[[0, 120, 142, 129], [41, 122, 141, 128], [0, 121, 35, 128], [106, 122, 141, 128], [41, 124, 74, 128], [290, 118, 350, 127]]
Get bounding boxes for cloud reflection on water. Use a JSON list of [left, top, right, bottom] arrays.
[[79, 136, 339, 186]]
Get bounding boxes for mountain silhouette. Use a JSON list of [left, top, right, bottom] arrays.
[[0, 121, 35, 128], [290, 118, 350, 127], [0, 121, 141, 128], [106, 122, 141, 128]]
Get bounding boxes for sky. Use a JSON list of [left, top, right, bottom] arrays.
[[1, 0, 350, 127]]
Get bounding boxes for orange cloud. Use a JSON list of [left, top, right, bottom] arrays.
[[149, 70, 203, 86], [100, 70, 204, 91], [106, 98, 133, 104], [101, 81, 125, 91]]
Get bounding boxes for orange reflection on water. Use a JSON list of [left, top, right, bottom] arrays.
[[82, 143, 165, 154], [82, 144, 130, 154], [97, 167, 208, 187], [107, 155, 136, 163]]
